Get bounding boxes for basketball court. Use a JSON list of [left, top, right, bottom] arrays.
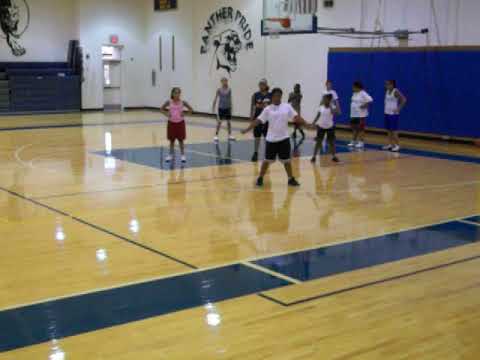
[[0, 0, 480, 359]]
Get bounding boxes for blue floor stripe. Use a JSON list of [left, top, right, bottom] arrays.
[[2, 221, 480, 353], [465, 216, 480, 224], [337, 140, 480, 165], [0, 264, 289, 353], [254, 222, 480, 281]]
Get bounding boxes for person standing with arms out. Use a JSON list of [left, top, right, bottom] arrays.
[[250, 79, 272, 162], [383, 80, 407, 152], [289, 84, 304, 140], [349, 81, 373, 149], [241, 88, 308, 187], [212, 77, 235, 142], [160, 87, 193, 163], [311, 94, 340, 163]]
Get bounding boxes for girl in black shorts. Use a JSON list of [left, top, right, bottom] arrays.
[[311, 94, 340, 163], [212, 77, 235, 142]]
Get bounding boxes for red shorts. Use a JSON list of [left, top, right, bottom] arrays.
[[167, 121, 186, 141]]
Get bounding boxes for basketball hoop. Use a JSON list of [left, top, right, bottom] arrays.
[[264, 17, 291, 38], [262, 0, 317, 36], [265, 17, 292, 29]]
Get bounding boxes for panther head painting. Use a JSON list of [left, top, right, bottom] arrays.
[[212, 29, 243, 76], [0, 0, 30, 57]]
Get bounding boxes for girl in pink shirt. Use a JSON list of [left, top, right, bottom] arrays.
[[160, 87, 193, 163]]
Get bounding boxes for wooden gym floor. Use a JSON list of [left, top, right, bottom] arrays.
[[0, 110, 479, 359]]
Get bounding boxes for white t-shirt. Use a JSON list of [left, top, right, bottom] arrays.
[[385, 89, 399, 115], [323, 89, 339, 110], [323, 89, 339, 101], [316, 105, 334, 129], [258, 103, 298, 143], [351, 90, 373, 118]]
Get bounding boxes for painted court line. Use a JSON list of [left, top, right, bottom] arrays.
[[0, 185, 197, 271], [71, 216, 198, 270], [0, 264, 290, 353], [242, 262, 302, 285], [3, 213, 478, 314], [260, 253, 480, 307], [459, 219, 480, 227]]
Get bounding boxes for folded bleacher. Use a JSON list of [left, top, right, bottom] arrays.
[[0, 61, 81, 113]]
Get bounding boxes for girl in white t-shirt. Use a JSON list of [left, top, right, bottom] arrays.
[[323, 80, 342, 114], [321, 80, 342, 151], [383, 80, 407, 152], [349, 81, 373, 149], [311, 94, 340, 163]]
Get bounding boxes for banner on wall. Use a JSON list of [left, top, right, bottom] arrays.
[[0, 0, 30, 56], [200, 7, 254, 76]]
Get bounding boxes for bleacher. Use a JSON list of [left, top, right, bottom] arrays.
[[0, 60, 81, 114]]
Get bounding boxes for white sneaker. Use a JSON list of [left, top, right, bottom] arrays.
[[181, 155, 187, 163], [391, 145, 400, 152], [355, 142, 364, 149], [214, 136, 219, 143], [165, 155, 172, 163], [382, 145, 392, 150], [348, 142, 355, 147], [228, 135, 236, 141]]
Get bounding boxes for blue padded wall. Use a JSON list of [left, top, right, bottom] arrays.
[[327, 48, 480, 138]]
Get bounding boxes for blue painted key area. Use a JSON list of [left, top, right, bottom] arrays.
[[95, 139, 326, 171]]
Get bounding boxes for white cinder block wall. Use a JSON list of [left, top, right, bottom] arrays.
[[1, 0, 479, 114], [0, 0, 77, 62]]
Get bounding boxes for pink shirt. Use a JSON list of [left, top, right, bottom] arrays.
[[169, 100, 185, 123]]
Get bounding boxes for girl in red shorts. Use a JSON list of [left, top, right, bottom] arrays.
[[160, 87, 193, 163]]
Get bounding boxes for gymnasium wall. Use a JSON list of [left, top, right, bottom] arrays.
[[187, 0, 480, 125], [144, 0, 194, 108], [0, 0, 77, 62], [77, 0, 148, 109], [190, 0, 264, 117]]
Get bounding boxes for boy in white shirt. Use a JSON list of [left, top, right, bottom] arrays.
[[349, 81, 373, 148], [311, 94, 340, 163], [241, 88, 308, 187]]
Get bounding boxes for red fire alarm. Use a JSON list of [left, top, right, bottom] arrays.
[[110, 35, 119, 44]]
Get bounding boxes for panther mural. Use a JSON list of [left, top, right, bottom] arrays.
[[0, 0, 30, 57]]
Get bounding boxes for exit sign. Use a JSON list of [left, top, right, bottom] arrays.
[[154, 0, 177, 11], [110, 35, 119, 44]]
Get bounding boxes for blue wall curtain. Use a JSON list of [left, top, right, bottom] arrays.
[[328, 49, 480, 138]]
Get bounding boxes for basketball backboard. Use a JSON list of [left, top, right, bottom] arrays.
[[262, 0, 318, 36]]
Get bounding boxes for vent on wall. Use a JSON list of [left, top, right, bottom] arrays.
[[323, 0, 334, 8]]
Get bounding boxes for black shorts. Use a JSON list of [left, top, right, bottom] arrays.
[[316, 126, 336, 142], [218, 108, 232, 121], [265, 138, 292, 163], [254, 122, 269, 138], [350, 117, 366, 130]]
